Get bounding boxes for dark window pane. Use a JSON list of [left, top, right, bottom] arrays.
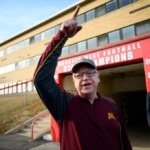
[[119, 0, 132, 8], [77, 14, 85, 25], [87, 37, 97, 49], [98, 34, 108, 46], [77, 41, 86, 52], [30, 36, 35, 44], [122, 25, 135, 39], [85, 9, 95, 22], [133, 0, 139, 2], [95, 5, 106, 17], [136, 20, 150, 35], [106, 0, 117, 13], [108, 30, 120, 43], [69, 44, 77, 54]]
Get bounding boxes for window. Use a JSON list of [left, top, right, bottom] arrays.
[[4, 83, 8, 95], [0, 50, 4, 57], [122, 25, 135, 39], [49, 27, 55, 36], [0, 84, 4, 95], [6, 46, 14, 54], [17, 82, 22, 93], [136, 20, 150, 35], [16, 59, 30, 69], [0, 67, 4, 75], [41, 32, 45, 40], [4, 64, 15, 73], [13, 43, 19, 51], [87, 37, 97, 49], [55, 25, 60, 34], [8, 83, 13, 94], [44, 29, 52, 38], [22, 81, 27, 92], [77, 41, 86, 52], [77, 14, 85, 25], [69, 44, 77, 54], [85, 9, 95, 22], [119, 0, 132, 8], [34, 34, 41, 42], [42, 25, 60, 40], [30, 36, 35, 44], [106, 0, 117, 13], [30, 55, 40, 65], [97, 34, 108, 46], [95, 5, 106, 17], [18, 41, 25, 49], [33, 85, 36, 91], [24, 39, 29, 47], [27, 82, 33, 92], [62, 47, 69, 56], [108, 30, 120, 43], [12, 82, 17, 94]]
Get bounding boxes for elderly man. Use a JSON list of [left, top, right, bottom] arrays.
[[33, 6, 132, 150]]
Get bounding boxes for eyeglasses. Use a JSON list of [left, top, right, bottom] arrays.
[[73, 69, 97, 79]]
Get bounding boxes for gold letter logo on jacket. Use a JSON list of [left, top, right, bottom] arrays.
[[108, 113, 116, 120]]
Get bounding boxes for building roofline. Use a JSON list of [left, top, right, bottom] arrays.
[[0, 0, 86, 45]]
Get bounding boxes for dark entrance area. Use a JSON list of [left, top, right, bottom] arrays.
[[119, 91, 147, 127]]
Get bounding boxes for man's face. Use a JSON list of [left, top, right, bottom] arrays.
[[72, 65, 100, 98]]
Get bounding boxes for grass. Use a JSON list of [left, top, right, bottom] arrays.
[[0, 91, 47, 133]]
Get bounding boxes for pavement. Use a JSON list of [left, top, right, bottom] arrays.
[[0, 134, 60, 150], [0, 125, 150, 150]]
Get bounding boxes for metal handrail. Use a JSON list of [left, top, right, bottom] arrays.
[[1, 100, 42, 134], [31, 110, 50, 140]]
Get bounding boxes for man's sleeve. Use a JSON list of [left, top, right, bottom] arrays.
[[33, 30, 74, 121]]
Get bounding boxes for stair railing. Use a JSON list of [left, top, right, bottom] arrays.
[[31, 110, 50, 140], [1, 100, 42, 134]]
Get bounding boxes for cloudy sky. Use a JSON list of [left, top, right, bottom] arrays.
[[0, 0, 80, 43]]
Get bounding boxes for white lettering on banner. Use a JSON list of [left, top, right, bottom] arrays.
[[57, 42, 141, 72], [64, 64, 74, 72], [145, 59, 150, 65], [103, 43, 141, 57], [147, 72, 150, 78], [58, 57, 82, 67], [98, 52, 133, 65]]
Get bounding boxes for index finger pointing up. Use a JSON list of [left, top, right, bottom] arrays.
[[72, 5, 80, 20]]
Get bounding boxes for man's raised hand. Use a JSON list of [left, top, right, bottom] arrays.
[[60, 5, 82, 38]]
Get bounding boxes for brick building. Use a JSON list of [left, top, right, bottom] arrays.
[[0, 0, 150, 127]]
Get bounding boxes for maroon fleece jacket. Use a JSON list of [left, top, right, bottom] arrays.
[[34, 30, 132, 150]]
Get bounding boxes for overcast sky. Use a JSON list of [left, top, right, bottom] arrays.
[[0, 0, 80, 43]]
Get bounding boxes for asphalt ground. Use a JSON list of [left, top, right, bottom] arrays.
[[0, 134, 60, 150], [0, 126, 150, 150]]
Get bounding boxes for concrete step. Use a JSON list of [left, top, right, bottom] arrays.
[[17, 132, 31, 137], [16, 113, 51, 141]]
